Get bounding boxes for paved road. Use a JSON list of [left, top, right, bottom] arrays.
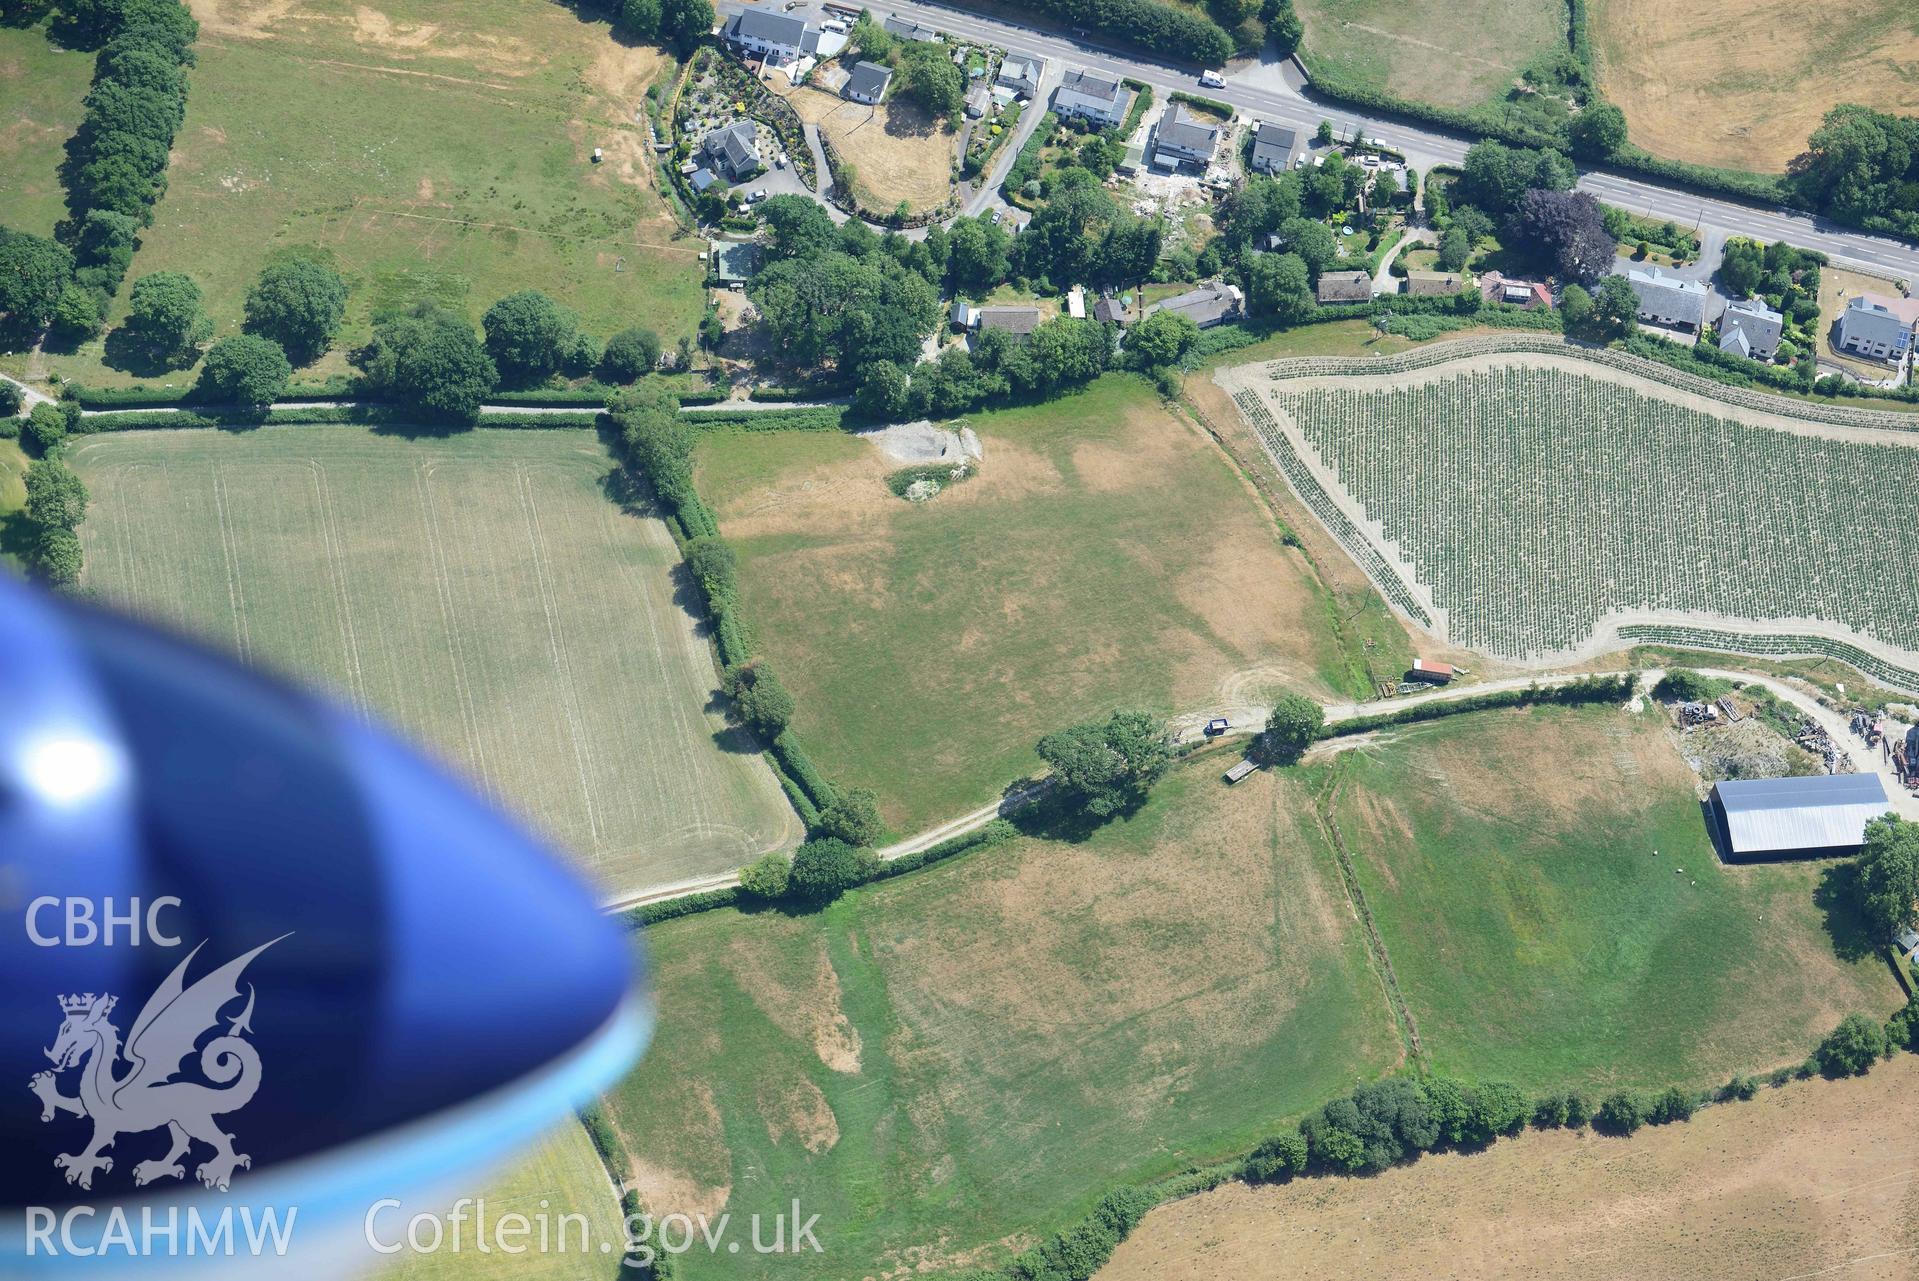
[[719, 0, 1919, 281]]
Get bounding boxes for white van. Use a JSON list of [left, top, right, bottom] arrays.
[[1199, 69, 1225, 88]]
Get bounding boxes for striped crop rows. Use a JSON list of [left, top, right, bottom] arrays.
[[1231, 389, 1432, 627], [1617, 625, 1919, 695], [1267, 363, 1919, 663]]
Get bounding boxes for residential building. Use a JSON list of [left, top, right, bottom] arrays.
[[1249, 121, 1298, 175], [1835, 293, 1919, 362], [721, 10, 819, 65], [1151, 103, 1219, 170], [1717, 296, 1783, 360], [1709, 774, 1892, 860], [1054, 70, 1129, 128], [689, 167, 719, 195], [844, 60, 893, 105], [709, 239, 762, 287], [1317, 270, 1372, 304], [1403, 270, 1465, 297], [965, 83, 990, 119], [1145, 281, 1242, 329], [701, 120, 760, 180], [997, 54, 1041, 99], [882, 14, 938, 41], [1477, 271, 1552, 310], [1093, 295, 1127, 325], [975, 305, 1041, 340], [1625, 265, 1708, 333]]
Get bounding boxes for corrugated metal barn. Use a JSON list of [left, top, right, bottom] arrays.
[[1709, 774, 1892, 859]]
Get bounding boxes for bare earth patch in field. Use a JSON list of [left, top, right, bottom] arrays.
[[70, 428, 798, 898], [780, 84, 955, 212], [1593, 0, 1919, 172], [1099, 1054, 1919, 1281]]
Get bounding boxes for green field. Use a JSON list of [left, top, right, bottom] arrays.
[[0, 436, 30, 573], [0, 23, 94, 238], [15, 0, 702, 388], [604, 761, 1397, 1279], [695, 375, 1349, 833], [1293, 0, 1567, 110], [378, 1120, 626, 1281], [1330, 703, 1903, 1089], [70, 426, 798, 896]]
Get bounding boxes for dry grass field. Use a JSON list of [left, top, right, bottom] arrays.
[[780, 84, 955, 213], [602, 761, 1398, 1279], [694, 375, 1350, 833], [1292, 0, 1566, 110], [14, 0, 704, 389], [377, 1121, 625, 1281], [1592, 0, 1919, 172], [1099, 1053, 1919, 1281], [70, 427, 799, 898]]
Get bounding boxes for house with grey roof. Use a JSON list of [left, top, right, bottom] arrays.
[[844, 60, 893, 104], [701, 120, 761, 180], [709, 239, 763, 286], [1716, 296, 1783, 360], [1403, 270, 1465, 298], [1898, 925, 1919, 964], [997, 54, 1041, 99], [1249, 121, 1298, 175], [1317, 270, 1372, 304], [1144, 281, 1242, 329], [1626, 265, 1708, 334], [883, 15, 939, 41], [1151, 103, 1219, 170], [722, 10, 819, 65], [1093, 295, 1128, 325], [962, 304, 1043, 349], [1054, 70, 1129, 128], [1835, 293, 1919, 362]]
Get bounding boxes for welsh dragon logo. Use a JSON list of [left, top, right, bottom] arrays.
[[30, 937, 287, 1193]]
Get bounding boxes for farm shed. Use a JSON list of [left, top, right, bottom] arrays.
[[1224, 759, 1257, 783], [1709, 774, 1893, 860], [1406, 658, 1453, 684]]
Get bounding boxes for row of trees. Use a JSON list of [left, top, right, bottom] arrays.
[[613, 0, 714, 52], [53, 0, 200, 333], [1790, 104, 1919, 242], [3, 396, 91, 586]]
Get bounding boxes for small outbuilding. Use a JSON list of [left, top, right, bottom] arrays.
[[1224, 758, 1258, 784], [1406, 658, 1453, 684], [1897, 925, 1919, 963], [1709, 774, 1893, 860]]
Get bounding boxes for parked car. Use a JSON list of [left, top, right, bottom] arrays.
[[752, 188, 768, 202], [1204, 717, 1230, 737]]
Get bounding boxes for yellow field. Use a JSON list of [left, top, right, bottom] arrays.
[[1593, 0, 1919, 172]]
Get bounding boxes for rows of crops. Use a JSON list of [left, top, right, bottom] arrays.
[[1265, 362, 1919, 663], [1618, 625, 1919, 695], [1231, 389, 1433, 627]]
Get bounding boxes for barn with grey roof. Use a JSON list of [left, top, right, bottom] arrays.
[[1708, 774, 1892, 860]]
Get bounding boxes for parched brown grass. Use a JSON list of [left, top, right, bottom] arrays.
[[1293, 0, 1566, 110], [1593, 0, 1919, 172], [781, 83, 955, 212], [1099, 1053, 1919, 1281]]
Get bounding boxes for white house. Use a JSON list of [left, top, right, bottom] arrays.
[[844, 60, 892, 105], [1835, 293, 1919, 362], [1053, 70, 1129, 128], [722, 10, 820, 66]]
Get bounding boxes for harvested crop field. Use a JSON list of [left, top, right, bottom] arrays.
[[1327, 703, 1901, 1090], [1293, 0, 1566, 110], [1593, 0, 1919, 173], [780, 84, 955, 213], [71, 427, 799, 898], [1223, 345, 1919, 675], [0, 24, 95, 238], [36, 0, 702, 388], [694, 375, 1348, 833], [602, 761, 1398, 1279], [377, 1120, 624, 1280], [1098, 1052, 1919, 1281]]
